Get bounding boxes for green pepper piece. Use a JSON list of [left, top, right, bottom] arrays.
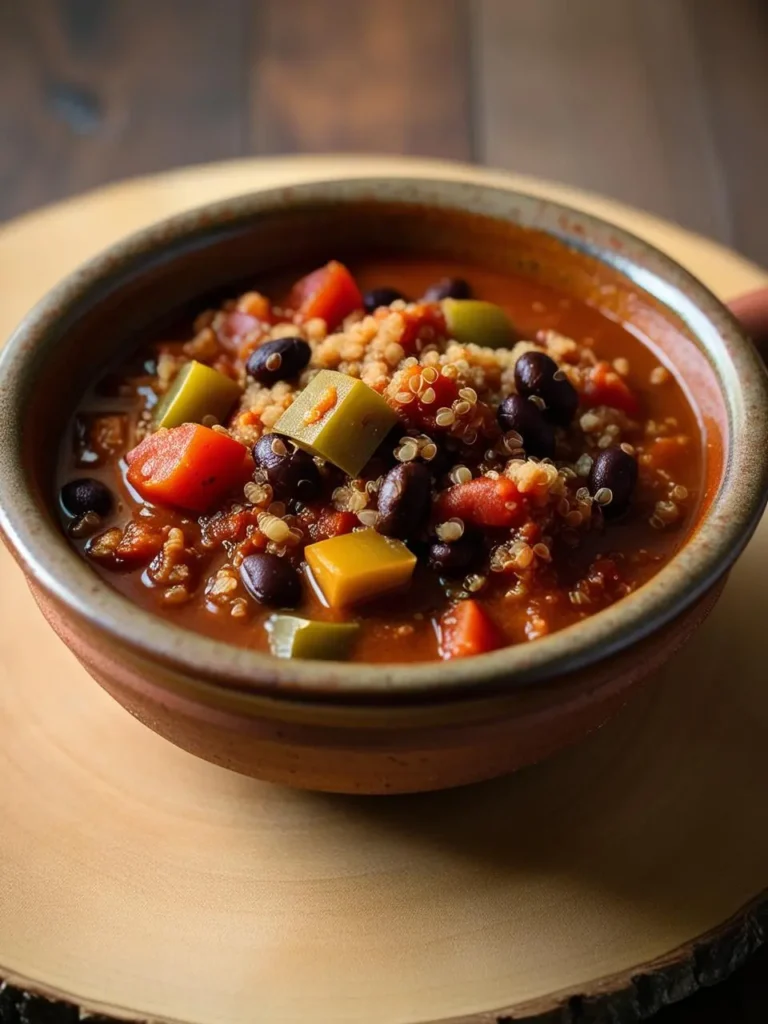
[[442, 299, 518, 349], [154, 360, 242, 430], [273, 369, 399, 477], [266, 615, 360, 660]]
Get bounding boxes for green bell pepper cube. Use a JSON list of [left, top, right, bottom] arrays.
[[154, 360, 242, 430], [273, 369, 399, 477], [266, 615, 360, 660]]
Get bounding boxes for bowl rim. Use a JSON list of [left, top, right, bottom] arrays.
[[1, 175, 767, 705]]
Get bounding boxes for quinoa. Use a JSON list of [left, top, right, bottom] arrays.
[[62, 265, 699, 662]]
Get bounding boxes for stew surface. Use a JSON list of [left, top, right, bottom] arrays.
[[57, 259, 703, 662]]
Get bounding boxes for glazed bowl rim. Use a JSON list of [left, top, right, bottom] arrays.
[[0, 175, 766, 705]]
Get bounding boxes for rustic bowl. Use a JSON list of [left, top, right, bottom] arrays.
[[0, 178, 766, 794]]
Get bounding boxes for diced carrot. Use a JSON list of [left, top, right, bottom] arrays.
[[435, 476, 527, 528], [126, 424, 250, 513], [583, 361, 641, 417], [289, 261, 364, 330], [439, 599, 500, 660]]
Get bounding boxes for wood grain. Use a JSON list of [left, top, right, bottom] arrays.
[[0, 0, 247, 221], [249, 0, 473, 159], [684, 0, 768, 267], [474, 0, 730, 242], [0, 0, 767, 1013]]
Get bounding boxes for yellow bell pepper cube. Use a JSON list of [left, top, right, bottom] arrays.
[[273, 369, 399, 477], [266, 615, 360, 660], [305, 529, 417, 608], [154, 360, 242, 430]]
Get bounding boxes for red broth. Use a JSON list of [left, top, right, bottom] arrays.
[[58, 259, 702, 663]]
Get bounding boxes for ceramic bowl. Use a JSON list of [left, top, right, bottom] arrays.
[[1, 178, 766, 794]]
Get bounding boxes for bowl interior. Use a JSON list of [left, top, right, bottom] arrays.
[[1, 178, 765, 702]]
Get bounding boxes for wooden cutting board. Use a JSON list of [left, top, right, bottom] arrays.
[[0, 156, 766, 1024]]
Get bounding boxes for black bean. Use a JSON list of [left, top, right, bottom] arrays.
[[60, 478, 113, 518], [240, 553, 301, 608], [252, 434, 322, 503], [428, 534, 481, 576], [514, 351, 579, 426], [246, 337, 311, 385], [497, 394, 556, 460], [377, 462, 432, 540], [423, 277, 472, 302], [363, 287, 406, 313], [423, 442, 453, 480], [589, 446, 638, 519]]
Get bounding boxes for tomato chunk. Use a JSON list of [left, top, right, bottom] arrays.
[[389, 364, 460, 431], [439, 600, 500, 660], [309, 508, 358, 541], [396, 303, 447, 351], [216, 311, 262, 345], [290, 261, 364, 330], [126, 424, 250, 513], [583, 362, 640, 417], [435, 476, 526, 528], [114, 521, 165, 566]]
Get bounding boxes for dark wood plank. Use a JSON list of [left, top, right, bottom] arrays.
[[249, 0, 472, 160], [684, 0, 768, 268], [474, 0, 731, 244], [0, 0, 247, 223]]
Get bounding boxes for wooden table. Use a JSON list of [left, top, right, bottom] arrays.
[[1, 3, 767, 1020]]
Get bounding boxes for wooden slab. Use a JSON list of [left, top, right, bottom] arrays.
[[0, 156, 766, 1024]]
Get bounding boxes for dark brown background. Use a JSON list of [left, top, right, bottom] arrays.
[[1, 1, 767, 1020]]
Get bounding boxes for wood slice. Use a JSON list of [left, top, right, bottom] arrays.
[[0, 156, 766, 1024]]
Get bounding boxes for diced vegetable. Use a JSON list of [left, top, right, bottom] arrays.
[[305, 529, 416, 608], [74, 413, 128, 467], [583, 361, 641, 417], [202, 507, 260, 547], [439, 600, 500, 660], [289, 261, 364, 330], [312, 508, 358, 540], [274, 369, 399, 477], [216, 310, 262, 346], [389, 363, 460, 432], [126, 423, 250, 513], [114, 521, 166, 567], [396, 303, 447, 350], [435, 476, 526, 528], [267, 615, 360, 660], [154, 360, 242, 430], [442, 299, 517, 349]]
